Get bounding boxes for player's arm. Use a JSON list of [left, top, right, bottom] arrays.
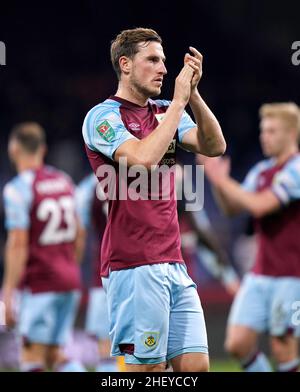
[[74, 219, 86, 264], [114, 64, 194, 169], [187, 211, 240, 295], [74, 174, 98, 263], [2, 229, 29, 326], [203, 156, 281, 218], [179, 47, 226, 156], [2, 180, 32, 326], [215, 177, 280, 218]]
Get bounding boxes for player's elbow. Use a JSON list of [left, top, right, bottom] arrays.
[[131, 157, 155, 171], [201, 139, 227, 157], [250, 207, 266, 219], [207, 139, 227, 157]]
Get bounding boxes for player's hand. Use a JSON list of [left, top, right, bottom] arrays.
[[199, 155, 231, 186], [184, 47, 203, 92], [173, 63, 194, 106], [224, 279, 240, 297]]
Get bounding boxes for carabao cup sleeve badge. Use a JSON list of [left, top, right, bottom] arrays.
[[96, 120, 116, 142]]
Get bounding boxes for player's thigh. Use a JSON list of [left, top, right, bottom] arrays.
[[171, 352, 209, 372], [225, 325, 259, 357], [52, 290, 81, 346], [270, 277, 300, 338], [227, 273, 271, 334], [167, 283, 208, 362], [104, 264, 171, 363]]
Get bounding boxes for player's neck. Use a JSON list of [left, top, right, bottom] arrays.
[[275, 145, 298, 166], [115, 83, 148, 107], [17, 157, 43, 173]]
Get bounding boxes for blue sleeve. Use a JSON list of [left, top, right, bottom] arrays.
[[178, 110, 196, 143], [3, 176, 33, 230], [154, 99, 196, 143], [83, 103, 138, 160], [271, 157, 300, 204], [75, 174, 97, 228]]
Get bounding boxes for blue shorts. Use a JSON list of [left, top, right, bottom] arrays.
[[85, 287, 109, 340], [19, 290, 81, 346], [228, 273, 300, 337], [102, 263, 208, 365]]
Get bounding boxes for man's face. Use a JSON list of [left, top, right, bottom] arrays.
[[259, 117, 292, 157], [129, 41, 167, 98]]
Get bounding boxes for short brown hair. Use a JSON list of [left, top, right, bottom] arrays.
[[10, 122, 46, 153], [110, 28, 162, 79], [259, 102, 300, 137]]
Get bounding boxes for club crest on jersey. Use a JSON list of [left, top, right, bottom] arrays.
[[143, 332, 159, 349], [96, 120, 115, 142]]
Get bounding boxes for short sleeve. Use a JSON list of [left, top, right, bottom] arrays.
[[3, 175, 33, 230], [178, 110, 196, 143], [154, 99, 196, 143], [83, 103, 138, 160], [272, 157, 300, 204]]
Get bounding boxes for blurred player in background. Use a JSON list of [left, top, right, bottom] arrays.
[[176, 163, 240, 296], [204, 103, 300, 372], [76, 173, 124, 372], [2, 123, 85, 372], [82, 27, 226, 372]]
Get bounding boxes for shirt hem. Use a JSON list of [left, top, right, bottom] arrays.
[[101, 259, 185, 277]]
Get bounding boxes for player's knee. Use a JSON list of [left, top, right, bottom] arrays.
[[173, 354, 209, 372], [22, 343, 47, 365], [224, 335, 251, 359], [46, 346, 66, 369], [185, 356, 209, 372]]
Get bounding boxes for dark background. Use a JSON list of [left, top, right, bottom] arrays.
[[0, 0, 299, 284]]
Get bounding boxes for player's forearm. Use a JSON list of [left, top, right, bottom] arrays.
[[3, 243, 28, 296], [75, 225, 86, 264], [212, 185, 241, 216], [216, 177, 259, 215], [134, 100, 186, 168], [189, 91, 226, 156]]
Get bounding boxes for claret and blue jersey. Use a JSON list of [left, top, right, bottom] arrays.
[[82, 96, 197, 277], [3, 165, 81, 293], [241, 153, 300, 277]]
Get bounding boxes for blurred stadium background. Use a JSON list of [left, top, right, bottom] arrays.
[[0, 0, 299, 371]]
